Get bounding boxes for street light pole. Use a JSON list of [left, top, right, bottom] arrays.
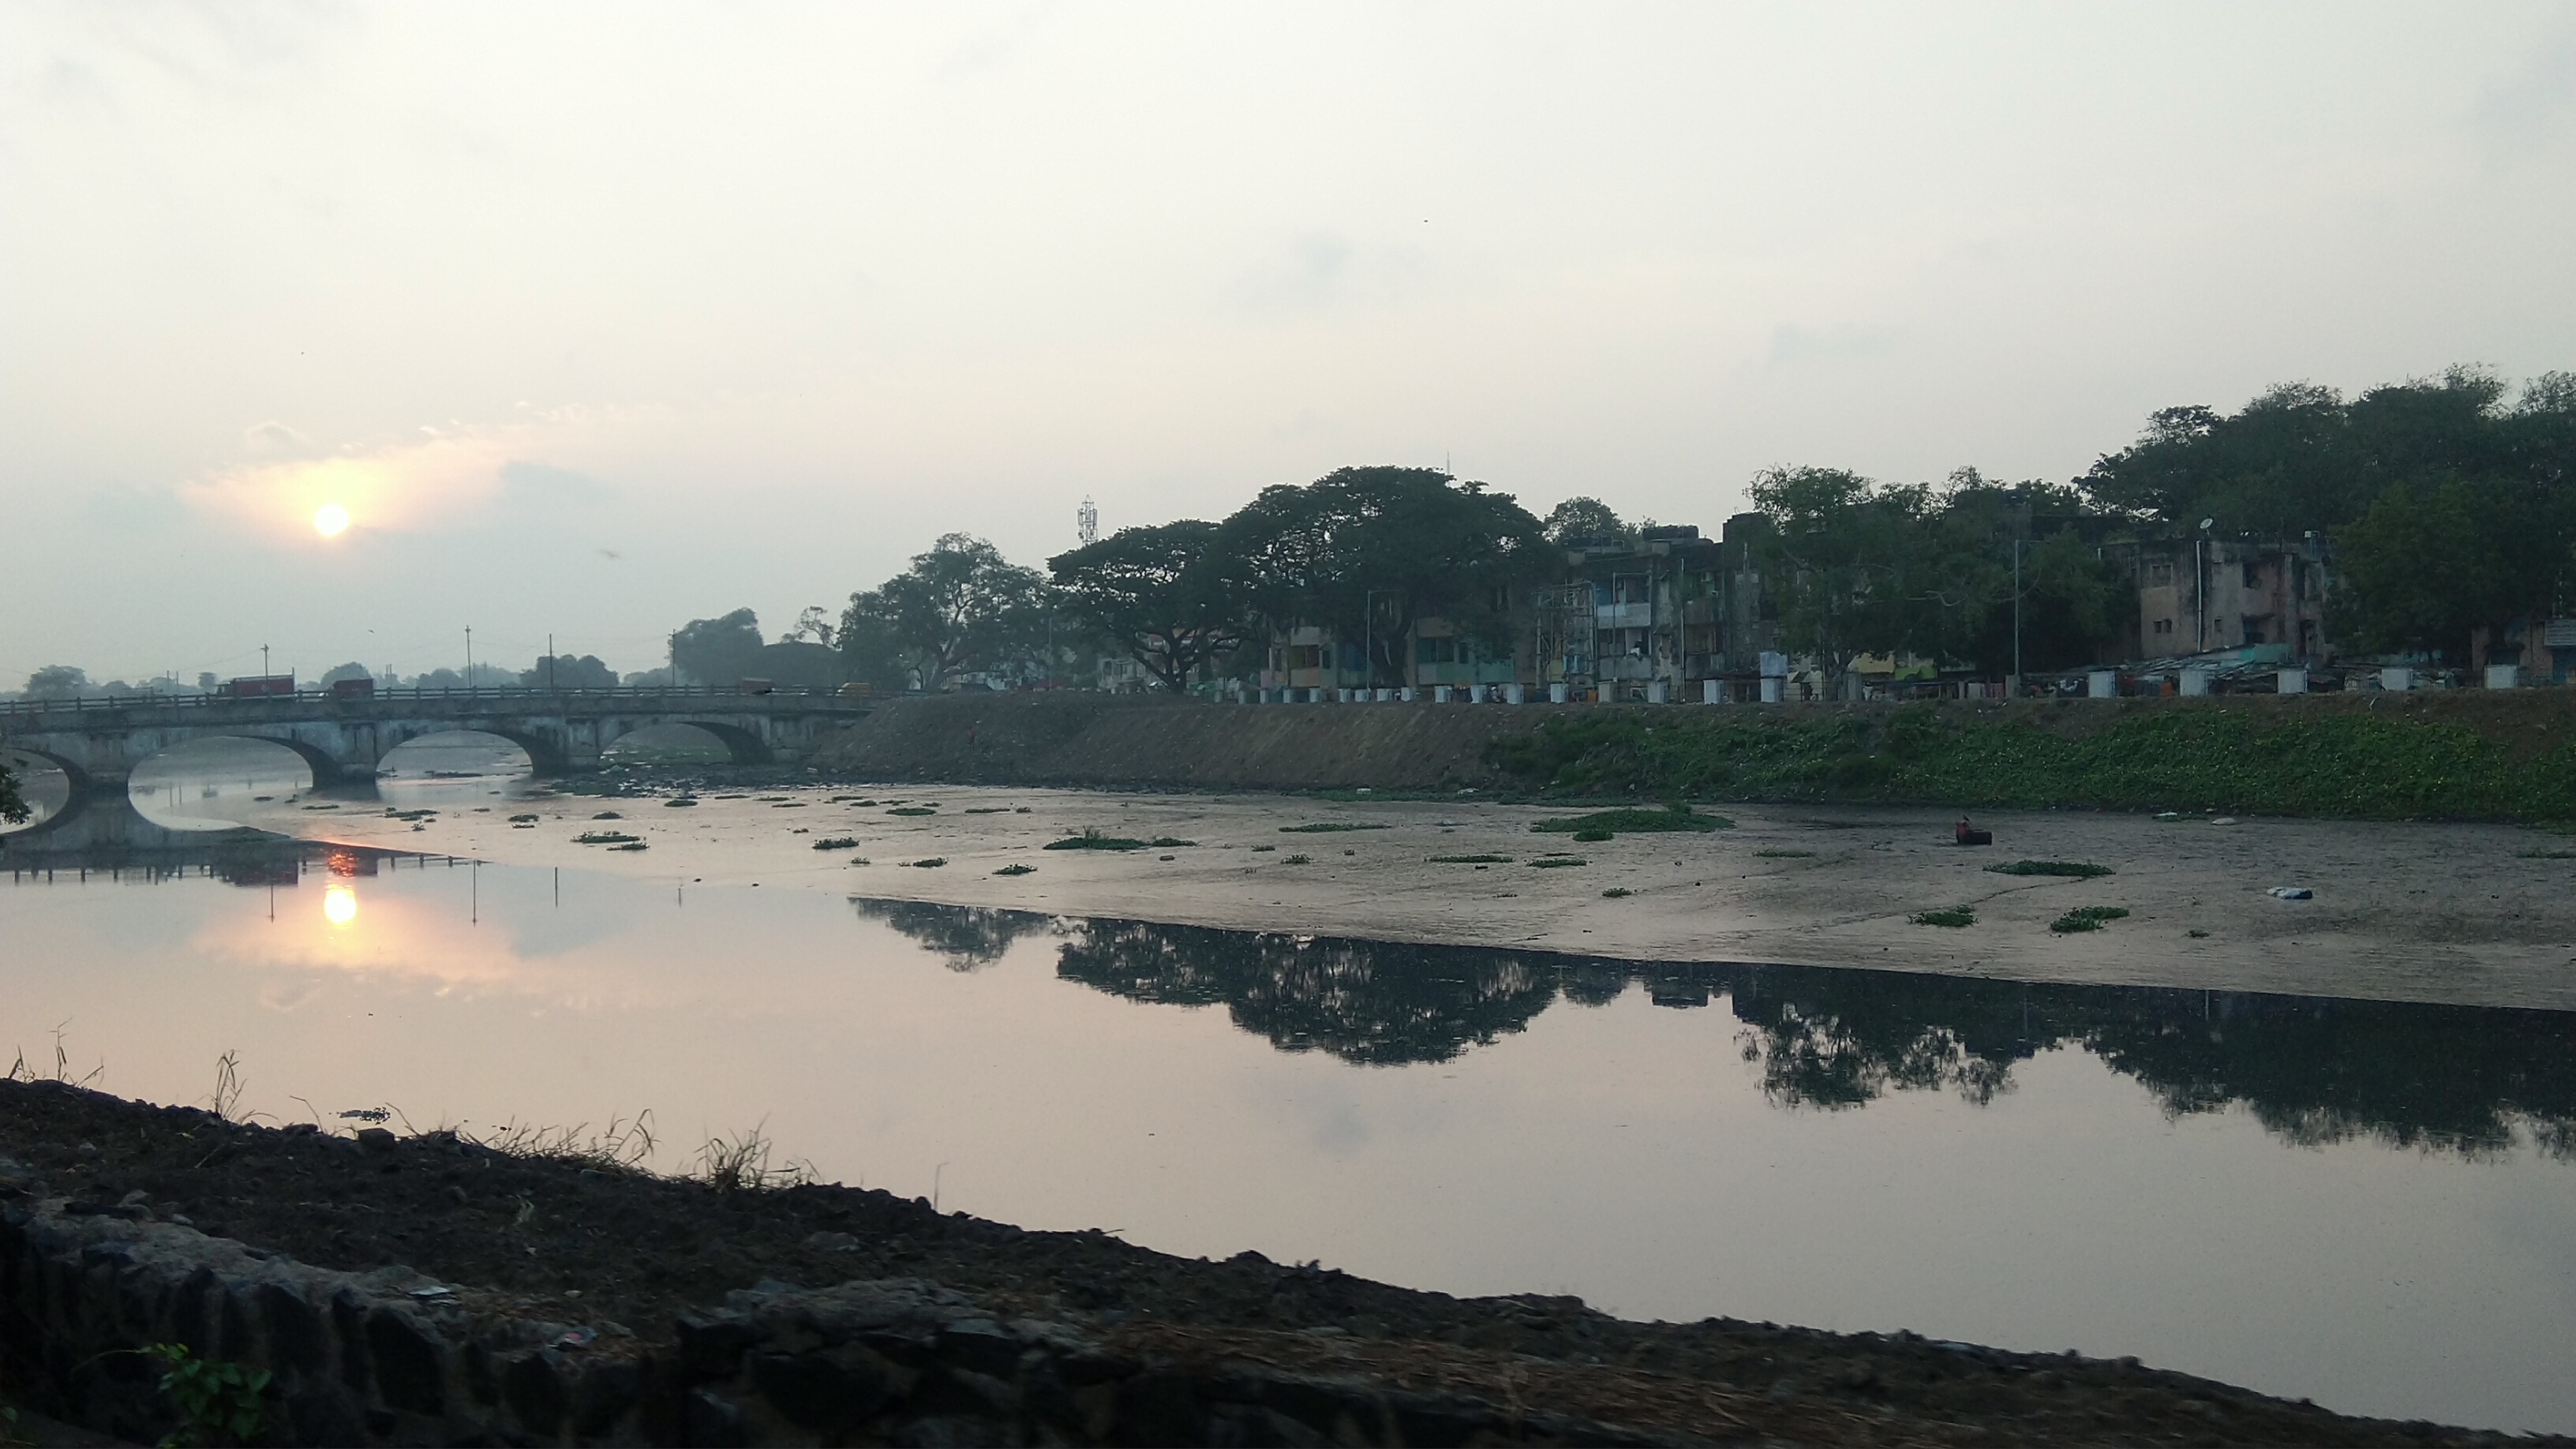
[[465, 626, 473, 688]]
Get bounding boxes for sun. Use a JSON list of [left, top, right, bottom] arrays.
[[323, 885, 358, 927], [313, 502, 351, 537]]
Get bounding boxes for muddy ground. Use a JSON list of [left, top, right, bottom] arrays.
[[2, 1080, 2552, 1447], [264, 783, 2576, 1012]]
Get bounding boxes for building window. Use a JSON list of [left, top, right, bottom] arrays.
[[2242, 560, 2263, 590], [1287, 645, 1322, 671], [2153, 619, 2174, 635], [2147, 560, 2175, 587], [2242, 617, 2266, 646]]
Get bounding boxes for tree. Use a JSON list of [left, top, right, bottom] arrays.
[[837, 534, 1049, 691], [22, 665, 88, 699], [2329, 473, 2576, 664], [781, 606, 839, 648], [320, 662, 372, 684], [1049, 521, 1250, 693], [670, 608, 766, 686], [1746, 467, 1946, 694], [519, 654, 620, 689], [1212, 466, 1552, 688], [1542, 496, 1631, 545], [0, 762, 26, 826]]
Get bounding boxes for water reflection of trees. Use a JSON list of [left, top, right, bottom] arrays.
[[1055, 921, 1557, 1065], [848, 900, 1059, 971], [851, 904, 2573, 1157]]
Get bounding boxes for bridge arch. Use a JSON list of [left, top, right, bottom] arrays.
[[0, 745, 92, 836], [375, 724, 567, 777], [676, 720, 773, 766]]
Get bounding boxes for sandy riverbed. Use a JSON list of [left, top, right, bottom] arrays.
[[264, 784, 2576, 1012]]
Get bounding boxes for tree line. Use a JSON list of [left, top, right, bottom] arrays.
[[719, 365, 2565, 694]]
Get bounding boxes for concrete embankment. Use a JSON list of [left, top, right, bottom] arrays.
[[814, 690, 2576, 822]]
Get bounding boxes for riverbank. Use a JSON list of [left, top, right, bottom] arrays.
[[271, 784, 2576, 1012], [2, 1080, 2549, 1447], [810, 690, 2576, 822]]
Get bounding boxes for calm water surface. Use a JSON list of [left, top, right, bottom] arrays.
[[2, 747, 2571, 1433]]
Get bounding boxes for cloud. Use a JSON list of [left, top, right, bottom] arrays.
[[241, 420, 309, 454], [180, 411, 618, 539]]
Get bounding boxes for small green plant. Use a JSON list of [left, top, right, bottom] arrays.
[[2050, 905, 2131, 933], [1529, 856, 1587, 868], [507, 813, 541, 823], [2187, 928, 2211, 938], [994, 863, 1035, 876], [1428, 854, 1513, 863], [1250, 844, 1277, 852], [144, 1342, 270, 1447], [1571, 829, 1613, 843], [1911, 907, 1975, 928], [1987, 859, 2114, 878], [1754, 848, 1816, 858], [904, 857, 948, 868], [208, 1050, 246, 1121], [812, 836, 860, 850], [889, 806, 938, 816], [1279, 822, 1388, 833], [698, 1123, 814, 1194], [1282, 853, 1314, 864], [848, 856, 871, 866], [610, 841, 648, 852], [1149, 837, 1196, 848], [574, 830, 640, 844], [964, 807, 1013, 814], [1044, 829, 1151, 851], [1532, 803, 1730, 836], [2516, 847, 2576, 859], [664, 798, 698, 807], [1601, 887, 1633, 898]]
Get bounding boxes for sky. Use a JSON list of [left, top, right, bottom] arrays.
[[3, 2, 2572, 685]]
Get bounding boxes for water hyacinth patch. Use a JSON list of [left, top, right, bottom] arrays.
[[2050, 905, 2130, 933], [1532, 803, 1731, 837], [1987, 859, 2114, 878]]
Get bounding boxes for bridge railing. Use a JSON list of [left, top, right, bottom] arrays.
[[0, 684, 871, 718]]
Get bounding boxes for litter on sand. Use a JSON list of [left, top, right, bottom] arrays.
[[2267, 886, 2314, 900]]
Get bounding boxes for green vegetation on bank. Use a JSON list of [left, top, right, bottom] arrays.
[[1485, 702, 2576, 822], [1530, 803, 1731, 835]]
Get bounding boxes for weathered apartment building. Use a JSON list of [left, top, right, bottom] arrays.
[[1250, 517, 1788, 701]]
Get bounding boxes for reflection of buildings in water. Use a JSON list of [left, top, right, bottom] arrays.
[[856, 902, 2576, 1159]]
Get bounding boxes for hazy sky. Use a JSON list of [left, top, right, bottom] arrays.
[[5, 2, 2571, 683]]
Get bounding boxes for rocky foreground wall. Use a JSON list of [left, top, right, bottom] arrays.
[[0, 1165, 1646, 1447]]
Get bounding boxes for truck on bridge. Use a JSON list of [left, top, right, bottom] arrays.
[[217, 675, 296, 699]]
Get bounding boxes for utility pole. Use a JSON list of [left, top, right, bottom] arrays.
[[261, 644, 270, 680], [548, 633, 556, 691], [465, 626, 473, 687]]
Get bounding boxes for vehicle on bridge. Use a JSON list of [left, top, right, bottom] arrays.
[[218, 674, 297, 699]]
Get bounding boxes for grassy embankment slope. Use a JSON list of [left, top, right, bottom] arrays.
[[816, 690, 2576, 822]]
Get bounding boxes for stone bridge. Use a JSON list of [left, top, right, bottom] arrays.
[[0, 687, 871, 794]]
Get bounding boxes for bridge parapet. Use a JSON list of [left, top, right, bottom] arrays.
[[0, 687, 871, 788]]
